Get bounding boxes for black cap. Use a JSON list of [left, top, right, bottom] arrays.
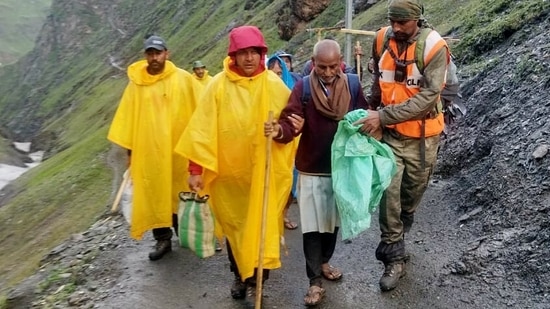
[[144, 36, 167, 51]]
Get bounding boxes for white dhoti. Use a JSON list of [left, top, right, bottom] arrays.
[[297, 174, 340, 234]]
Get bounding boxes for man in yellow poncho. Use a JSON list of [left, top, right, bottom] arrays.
[[191, 60, 213, 87], [108, 35, 201, 261], [175, 26, 295, 304]]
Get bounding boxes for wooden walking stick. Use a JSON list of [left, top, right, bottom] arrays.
[[355, 40, 362, 81], [110, 168, 130, 213], [255, 111, 274, 308]]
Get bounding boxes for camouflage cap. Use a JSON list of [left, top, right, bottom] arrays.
[[193, 61, 206, 68], [388, 0, 423, 21]]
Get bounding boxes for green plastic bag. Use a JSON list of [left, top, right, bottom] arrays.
[[178, 192, 216, 258], [331, 109, 397, 240]]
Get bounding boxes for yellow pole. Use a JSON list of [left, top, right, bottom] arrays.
[[339, 28, 376, 36]]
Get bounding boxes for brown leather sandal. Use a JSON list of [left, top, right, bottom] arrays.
[[321, 264, 343, 281], [304, 285, 325, 306]]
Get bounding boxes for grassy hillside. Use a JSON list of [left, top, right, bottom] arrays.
[[0, 129, 112, 288], [0, 0, 548, 300], [0, 0, 51, 65], [0, 0, 295, 295]]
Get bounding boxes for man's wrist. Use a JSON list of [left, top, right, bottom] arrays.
[[378, 109, 387, 127], [274, 127, 284, 139]]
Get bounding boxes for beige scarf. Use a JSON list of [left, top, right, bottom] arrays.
[[309, 71, 351, 120]]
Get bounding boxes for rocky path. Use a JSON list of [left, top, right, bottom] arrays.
[[91, 179, 475, 309], [13, 177, 544, 309]]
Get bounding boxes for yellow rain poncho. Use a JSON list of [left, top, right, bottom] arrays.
[[108, 59, 200, 240], [192, 71, 213, 87], [175, 57, 294, 280]]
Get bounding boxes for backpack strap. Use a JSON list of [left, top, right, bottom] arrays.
[[346, 73, 360, 110], [414, 27, 433, 74], [301, 76, 311, 106]]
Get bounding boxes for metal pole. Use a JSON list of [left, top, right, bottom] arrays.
[[345, 0, 353, 65]]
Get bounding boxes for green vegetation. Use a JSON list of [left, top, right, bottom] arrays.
[[0, 0, 51, 65], [37, 267, 78, 306], [0, 138, 15, 164], [38, 268, 75, 292], [0, 0, 547, 302], [453, 0, 550, 61], [0, 129, 111, 290]]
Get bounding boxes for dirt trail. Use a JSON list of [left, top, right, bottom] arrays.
[[89, 178, 508, 309], [8, 174, 546, 308]]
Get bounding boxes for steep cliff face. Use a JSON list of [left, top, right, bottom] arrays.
[[0, 0, 291, 146], [0, 0, 128, 141], [0, 0, 51, 65], [437, 15, 550, 296], [276, 0, 332, 40]]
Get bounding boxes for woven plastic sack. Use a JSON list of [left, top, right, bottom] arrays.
[[331, 109, 397, 240], [178, 192, 216, 258]]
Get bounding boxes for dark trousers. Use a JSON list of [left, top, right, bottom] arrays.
[[152, 214, 178, 241], [303, 227, 339, 287], [227, 240, 269, 284]]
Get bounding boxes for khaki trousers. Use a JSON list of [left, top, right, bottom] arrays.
[[379, 130, 440, 244]]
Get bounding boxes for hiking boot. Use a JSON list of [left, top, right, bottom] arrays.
[[379, 262, 406, 291], [148, 240, 172, 261], [230, 277, 247, 299]]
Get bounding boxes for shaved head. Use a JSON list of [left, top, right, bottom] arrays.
[[311, 39, 342, 84], [313, 39, 341, 59]]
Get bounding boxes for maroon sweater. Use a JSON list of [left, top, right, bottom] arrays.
[[276, 77, 369, 175]]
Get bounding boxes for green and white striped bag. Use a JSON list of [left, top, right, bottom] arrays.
[[178, 192, 216, 258]]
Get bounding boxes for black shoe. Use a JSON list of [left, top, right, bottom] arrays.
[[230, 277, 247, 299], [245, 284, 262, 309], [148, 240, 172, 261], [379, 262, 406, 291], [404, 252, 411, 262]]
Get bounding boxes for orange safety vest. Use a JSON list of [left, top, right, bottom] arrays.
[[375, 26, 448, 138]]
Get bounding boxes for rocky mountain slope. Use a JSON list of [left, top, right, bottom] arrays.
[[0, 0, 549, 308], [0, 0, 351, 298], [0, 0, 51, 65], [437, 15, 550, 301]]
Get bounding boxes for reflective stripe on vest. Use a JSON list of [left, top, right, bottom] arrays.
[[376, 26, 447, 138]]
